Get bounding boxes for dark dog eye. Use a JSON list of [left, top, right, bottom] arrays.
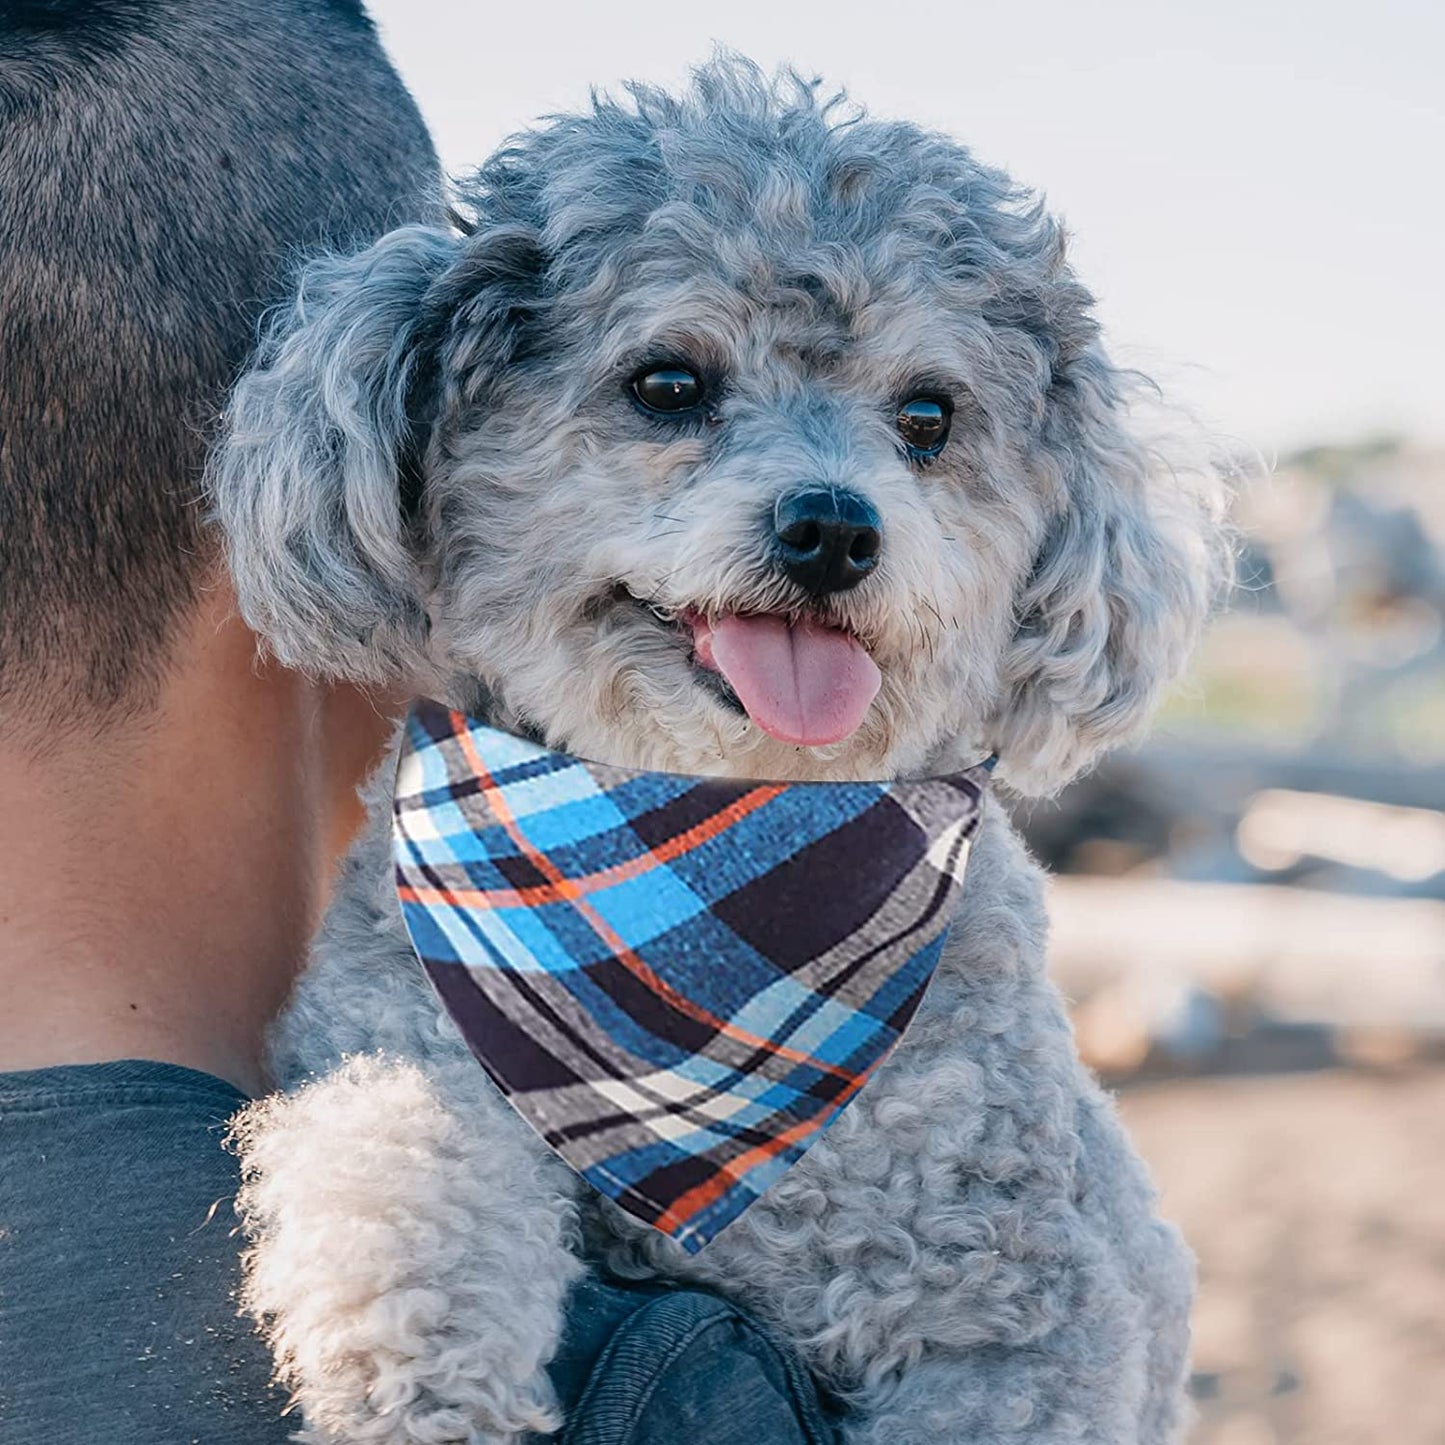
[[897, 396, 952, 455], [632, 366, 704, 414]]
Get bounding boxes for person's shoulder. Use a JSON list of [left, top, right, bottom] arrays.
[[0, 1057, 247, 1114], [0, 1060, 290, 1445], [545, 1278, 841, 1445]]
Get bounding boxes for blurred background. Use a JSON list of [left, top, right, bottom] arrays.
[[1026, 437, 1445, 1445], [369, 4, 1444, 1439]]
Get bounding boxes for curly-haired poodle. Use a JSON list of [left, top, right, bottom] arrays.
[[211, 58, 1227, 1445]]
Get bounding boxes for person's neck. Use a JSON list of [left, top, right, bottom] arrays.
[[0, 591, 386, 1096]]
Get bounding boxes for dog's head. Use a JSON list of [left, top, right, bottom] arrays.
[[211, 60, 1226, 792]]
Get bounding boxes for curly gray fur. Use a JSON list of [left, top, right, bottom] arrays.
[[216, 56, 1223, 1444]]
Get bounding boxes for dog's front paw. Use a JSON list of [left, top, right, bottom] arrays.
[[231, 1054, 583, 1443]]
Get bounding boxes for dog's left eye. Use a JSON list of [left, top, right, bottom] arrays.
[[897, 396, 952, 456], [632, 366, 705, 414]]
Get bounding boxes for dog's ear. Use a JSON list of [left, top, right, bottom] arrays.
[[209, 220, 544, 684], [207, 226, 457, 682], [988, 348, 1230, 796]]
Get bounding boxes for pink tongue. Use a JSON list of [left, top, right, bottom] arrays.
[[698, 615, 882, 746]]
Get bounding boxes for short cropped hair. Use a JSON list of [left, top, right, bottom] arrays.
[[0, 0, 440, 725]]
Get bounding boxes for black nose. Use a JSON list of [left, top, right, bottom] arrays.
[[772, 489, 882, 596]]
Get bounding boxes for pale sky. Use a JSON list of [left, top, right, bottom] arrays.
[[368, 0, 1443, 455]]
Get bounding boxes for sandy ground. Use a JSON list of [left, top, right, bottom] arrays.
[[1118, 1067, 1445, 1445]]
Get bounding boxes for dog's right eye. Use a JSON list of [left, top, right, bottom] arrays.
[[631, 366, 705, 415]]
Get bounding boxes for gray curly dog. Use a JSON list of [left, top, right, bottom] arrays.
[[210, 57, 1229, 1445]]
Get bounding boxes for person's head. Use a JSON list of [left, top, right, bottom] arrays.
[[0, 0, 440, 742]]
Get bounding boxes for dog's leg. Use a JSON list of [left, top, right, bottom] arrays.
[[827, 1090, 1192, 1445], [232, 1054, 582, 1445], [834, 1101, 1193, 1445]]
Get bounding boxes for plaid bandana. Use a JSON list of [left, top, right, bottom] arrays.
[[392, 699, 992, 1253]]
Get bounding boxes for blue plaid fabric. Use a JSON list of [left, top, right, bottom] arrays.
[[393, 700, 991, 1252]]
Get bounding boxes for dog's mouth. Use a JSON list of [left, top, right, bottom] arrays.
[[616, 587, 882, 747]]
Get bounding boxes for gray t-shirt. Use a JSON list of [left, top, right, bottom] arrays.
[[0, 1060, 289, 1444], [0, 1060, 840, 1445]]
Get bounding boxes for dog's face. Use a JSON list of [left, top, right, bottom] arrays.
[[433, 247, 1048, 781], [213, 63, 1225, 792]]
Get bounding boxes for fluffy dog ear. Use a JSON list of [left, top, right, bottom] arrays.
[[208, 225, 460, 684], [989, 350, 1229, 796]]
